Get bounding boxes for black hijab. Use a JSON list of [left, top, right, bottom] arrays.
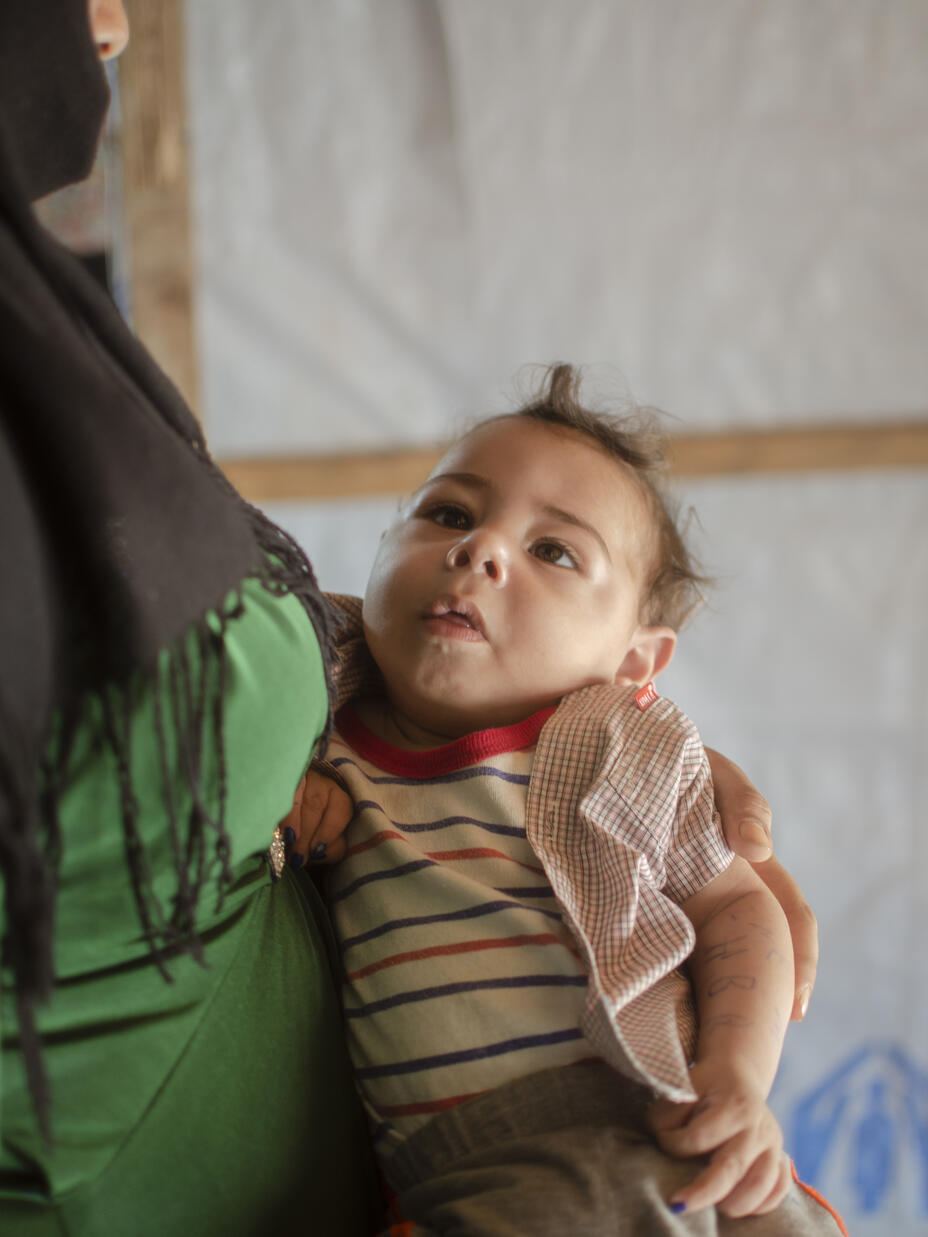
[[0, 0, 333, 1135]]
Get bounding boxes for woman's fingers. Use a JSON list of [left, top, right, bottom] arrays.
[[665, 1129, 787, 1217], [705, 747, 773, 862], [303, 787, 351, 865], [704, 746, 818, 1020], [668, 1137, 771, 1215], [653, 1083, 787, 1218], [717, 1150, 792, 1218], [751, 856, 818, 1020], [283, 772, 353, 868]]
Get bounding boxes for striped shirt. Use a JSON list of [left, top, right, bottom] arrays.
[[327, 705, 593, 1155], [325, 596, 735, 1132]]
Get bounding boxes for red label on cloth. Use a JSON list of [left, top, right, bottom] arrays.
[[634, 682, 659, 711]]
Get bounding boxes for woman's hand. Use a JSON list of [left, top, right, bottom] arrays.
[[278, 767, 353, 871], [706, 747, 818, 1022], [650, 1060, 791, 1217]]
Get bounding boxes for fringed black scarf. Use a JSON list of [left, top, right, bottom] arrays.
[[0, 0, 334, 1138]]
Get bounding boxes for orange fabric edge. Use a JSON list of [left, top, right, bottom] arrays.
[[379, 1173, 407, 1227], [790, 1160, 849, 1236]]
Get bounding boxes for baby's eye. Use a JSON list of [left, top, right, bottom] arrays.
[[424, 503, 472, 530], [532, 540, 578, 569]]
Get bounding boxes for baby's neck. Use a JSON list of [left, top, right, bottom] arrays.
[[353, 697, 466, 750], [353, 696, 560, 751]]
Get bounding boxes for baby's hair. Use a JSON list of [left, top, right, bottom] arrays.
[[486, 363, 708, 630]]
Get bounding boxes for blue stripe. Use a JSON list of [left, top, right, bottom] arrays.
[[328, 857, 435, 905], [352, 800, 525, 839], [355, 1027, 585, 1079], [332, 863, 562, 909], [344, 974, 587, 1018], [495, 885, 558, 899], [339, 898, 563, 951], [331, 755, 530, 789]]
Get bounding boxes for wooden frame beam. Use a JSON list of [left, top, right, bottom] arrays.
[[668, 419, 928, 478], [218, 419, 928, 503], [117, 4, 928, 502], [118, 0, 199, 413]]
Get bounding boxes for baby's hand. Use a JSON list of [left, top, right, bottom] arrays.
[[279, 766, 353, 869], [648, 1059, 791, 1218]]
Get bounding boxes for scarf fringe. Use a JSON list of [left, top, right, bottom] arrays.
[[3, 504, 334, 1143]]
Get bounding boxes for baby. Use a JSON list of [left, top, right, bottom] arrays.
[[287, 367, 844, 1235]]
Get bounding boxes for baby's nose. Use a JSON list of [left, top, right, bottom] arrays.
[[445, 534, 507, 584]]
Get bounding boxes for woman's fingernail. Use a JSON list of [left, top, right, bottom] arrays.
[[796, 983, 812, 1019], [739, 819, 772, 856], [311, 841, 328, 861], [284, 826, 296, 847], [288, 852, 305, 871], [669, 1200, 687, 1215]]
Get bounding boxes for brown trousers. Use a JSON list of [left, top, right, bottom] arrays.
[[380, 1063, 846, 1236]]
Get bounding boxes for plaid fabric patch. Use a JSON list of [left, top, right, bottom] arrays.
[[529, 685, 733, 1100]]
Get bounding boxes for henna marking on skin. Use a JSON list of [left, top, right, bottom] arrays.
[[703, 936, 750, 964], [707, 975, 756, 996]]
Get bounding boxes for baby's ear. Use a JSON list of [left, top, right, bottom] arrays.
[[614, 626, 677, 687]]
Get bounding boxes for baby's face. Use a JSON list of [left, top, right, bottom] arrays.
[[362, 417, 661, 739]]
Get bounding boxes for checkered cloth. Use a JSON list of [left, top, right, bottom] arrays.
[[325, 595, 733, 1101]]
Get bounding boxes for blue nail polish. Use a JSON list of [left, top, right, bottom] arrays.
[[284, 826, 296, 846], [311, 841, 328, 861], [288, 851, 305, 871], [669, 1201, 687, 1215]]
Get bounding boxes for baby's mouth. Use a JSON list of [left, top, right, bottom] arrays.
[[424, 597, 487, 639]]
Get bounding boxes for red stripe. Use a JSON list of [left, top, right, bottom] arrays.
[[378, 1059, 604, 1120], [377, 1089, 485, 1118], [790, 1161, 848, 1236], [425, 845, 544, 874], [346, 834, 545, 874], [347, 933, 562, 980], [335, 702, 556, 776], [346, 829, 404, 857]]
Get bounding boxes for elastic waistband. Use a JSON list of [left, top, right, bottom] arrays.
[[384, 1061, 651, 1192]]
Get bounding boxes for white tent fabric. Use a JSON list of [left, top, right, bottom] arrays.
[[185, 3, 928, 1231], [188, 0, 928, 456]]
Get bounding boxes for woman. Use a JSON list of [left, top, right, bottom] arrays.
[[0, 3, 816, 1233]]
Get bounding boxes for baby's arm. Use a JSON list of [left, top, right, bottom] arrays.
[[279, 764, 353, 868], [650, 858, 794, 1217]]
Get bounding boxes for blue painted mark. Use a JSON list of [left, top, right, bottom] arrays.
[[854, 1080, 895, 1213], [903, 1067, 928, 1216], [789, 1042, 928, 1217]]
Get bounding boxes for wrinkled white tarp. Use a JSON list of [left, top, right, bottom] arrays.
[[187, 0, 928, 456], [185, 4, 928, 1231]]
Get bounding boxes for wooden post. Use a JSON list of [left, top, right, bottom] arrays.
[[118, 0, 199, 415]]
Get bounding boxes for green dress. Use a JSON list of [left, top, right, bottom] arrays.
[[0, 579, 379, 1235]]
